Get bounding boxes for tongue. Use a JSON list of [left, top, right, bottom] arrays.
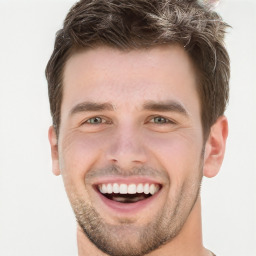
[[105, 193, 151, 203]]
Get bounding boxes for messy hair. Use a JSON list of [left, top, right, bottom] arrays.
[[45, 0, 230, 139]]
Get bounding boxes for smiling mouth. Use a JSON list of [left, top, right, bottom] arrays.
[[96, 183, 161, 203]]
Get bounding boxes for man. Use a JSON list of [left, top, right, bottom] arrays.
[[46, 0, 230, 255]]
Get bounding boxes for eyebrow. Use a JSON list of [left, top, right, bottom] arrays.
[[69, 100, 189, 117], [70, 102, 114, 116], [142, 100, 189, 117]]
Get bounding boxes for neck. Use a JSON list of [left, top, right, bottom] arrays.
[[77, 196, 211, 256]]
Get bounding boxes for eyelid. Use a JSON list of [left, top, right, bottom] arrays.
[[148, 115, 176, 124], [79, 114, 177, 126], [81, 115, 112, 125]]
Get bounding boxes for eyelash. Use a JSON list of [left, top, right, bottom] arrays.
[[83, 116, 111, 125], [148, 116, 175, 125], [82, 116, 175, 125]]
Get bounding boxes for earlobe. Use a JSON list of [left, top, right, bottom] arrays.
[[48, 126, 61, 176], [203, 116, 228, 178]]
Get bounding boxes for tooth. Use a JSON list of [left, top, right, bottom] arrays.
[[100, 182, 160, 196], [113, 196, 127, 203], [144, 183, 150, 194], [107, 184, 113, 194], [128, 184, 136, 194], [113, 183, 119, 193], [136, 183, 144, 193], [120, 184, 128, 194], [101, 184, 107, 194], [149, 184, 156, 195]]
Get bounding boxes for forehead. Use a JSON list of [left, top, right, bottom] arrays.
[[62, 45, 199, 114]]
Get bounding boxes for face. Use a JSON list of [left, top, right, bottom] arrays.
[[53, 45, 205, 256]]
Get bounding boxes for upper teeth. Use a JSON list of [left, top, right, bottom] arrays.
[[98, 183, 160, 195]]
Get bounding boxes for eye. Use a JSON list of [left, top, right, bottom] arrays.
[[79, 116, 112, 132], [150, 116, 174, 124], [85, 117, 105, 124]]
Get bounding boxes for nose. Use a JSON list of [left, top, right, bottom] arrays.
[[106, 126, 148, 169]]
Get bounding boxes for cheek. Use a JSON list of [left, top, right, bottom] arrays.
[[59, 132, 105, 181], [145, 133, 203, 204], [145, 131, 203, 179]]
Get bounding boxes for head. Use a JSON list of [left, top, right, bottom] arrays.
[[46, 1, 230, 256], [46, 0, 230, 140]]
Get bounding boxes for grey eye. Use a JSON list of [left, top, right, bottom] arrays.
[[87, 117, 102, 124], [153, 116, 168, 124]]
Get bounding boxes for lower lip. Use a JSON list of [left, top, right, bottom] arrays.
[[96, 189, 161, 214]]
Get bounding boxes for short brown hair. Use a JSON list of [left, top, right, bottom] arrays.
[[45, 0, 230, 139]]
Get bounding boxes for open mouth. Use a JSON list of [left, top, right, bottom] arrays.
[[96, 183, 161, 204]]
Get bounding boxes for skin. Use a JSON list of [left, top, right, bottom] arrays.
[[49, 45, 228, 256]]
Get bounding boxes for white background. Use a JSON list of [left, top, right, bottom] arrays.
[[0, 0, 255, 255]]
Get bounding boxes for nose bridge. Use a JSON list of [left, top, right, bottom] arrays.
[[106, 122, 147, 167]]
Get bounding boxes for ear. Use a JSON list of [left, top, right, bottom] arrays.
[[48, 126, 61, 176], [203, 116, 228, 178]]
